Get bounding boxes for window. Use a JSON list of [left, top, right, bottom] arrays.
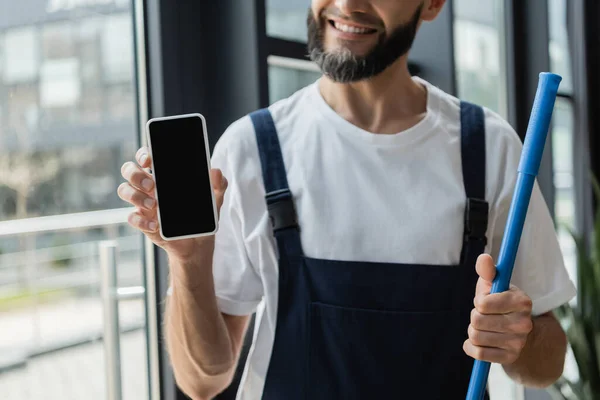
[[78, 17, 104, 125], [552, 100, 575, 227], [40, 22, 81, 125], [549, 0, 573, 93], [102, 14, 134, 83], [546, 8, 581, 367], [6, 83, 39, 137], [265, 0, 319, 105], [107, 84, 135, 120], [548, 0, 577, 285], [3, 27, 39, 84], [268, 56, 321, 103], [0, 4, 151, 400], [453, 0, 508, 118], [79, 18, 103, 84], [42, 22, 76, 60], [548, 0, 580, 380], [453, 1, 518, 398], [552, 99, 577, 284], [266, 0, 309, 42], [40, 58, 81, 111], [0, 36, 4, 77]]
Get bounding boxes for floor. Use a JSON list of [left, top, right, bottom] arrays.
[[0, 330, 149, 400]]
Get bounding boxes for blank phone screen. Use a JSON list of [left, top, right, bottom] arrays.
[[148, 115, 216, 238]]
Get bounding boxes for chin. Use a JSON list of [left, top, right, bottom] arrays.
[[324, 41, 372, 58]]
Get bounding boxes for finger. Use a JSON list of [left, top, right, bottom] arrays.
[[476, 254, 496, 282], [468, 324, 527, 352], [463, 340, 519, 364], [210, 168, 227, 191], [474, 290, 533, 315], [128, 210, 159, 234], [210, 169, 229, 213], [471, 308, 533, 334], [136, 147, 152, 169], [121, 161, 155, 193], [137, 204, 158, 218], [475, 254, 496, 296], [118, 182, 157, 211], [475, 277, 492, 297]]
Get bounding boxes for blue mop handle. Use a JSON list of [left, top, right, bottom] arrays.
[[465, 72, 562, 400]]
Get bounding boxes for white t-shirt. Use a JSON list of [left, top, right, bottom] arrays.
[[205, 77, 576, 399]]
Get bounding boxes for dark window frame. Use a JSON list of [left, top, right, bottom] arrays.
[[505, 0, 591, 398], [141, 1, 267, 399], [505, 0, 592, 240]]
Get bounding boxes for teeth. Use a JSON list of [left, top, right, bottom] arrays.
[[333, 22, 371, 34]]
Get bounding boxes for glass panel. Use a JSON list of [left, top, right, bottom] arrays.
[[42, 22, 76, 60], [40, 59, 81, 111], [268, 57, 321, 104], [548, 0, 578, 387], [0, 35, 4, 78], [548, 0, 573, 94], [266, 0, 309, 42], [0, 2, 149, 400], [3, 27, 39, 84], [107, 84, 135, 120], [5, 83, 39, 138], [454, 1, 515, 397], [453, 0, 508, 118], [551, 98, 580, 386], [79, 17, 105, 125], [552, 99, 576, 283], [102, 14, 135, 84]]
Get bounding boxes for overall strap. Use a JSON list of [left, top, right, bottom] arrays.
[[249, 109, 303, 261], [459, 102, 491, 400], [459, 101, 489, 265]]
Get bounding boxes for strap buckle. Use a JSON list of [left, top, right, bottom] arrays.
[[464, 198, 489, 246], [266, 190, 298, 231]]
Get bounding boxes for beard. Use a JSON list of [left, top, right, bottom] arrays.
[[307, 5, 423, 83]]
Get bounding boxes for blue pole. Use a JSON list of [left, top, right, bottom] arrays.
[[465, 72, 562, 400]]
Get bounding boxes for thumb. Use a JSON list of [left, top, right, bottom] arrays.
[[475, 254, 496, 296], [210, 168, 228, 215]]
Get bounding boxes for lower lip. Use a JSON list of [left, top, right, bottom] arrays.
[[327, 22, 377, 41]]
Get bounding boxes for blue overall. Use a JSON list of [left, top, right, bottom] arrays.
[[249, 101, 490, 400]]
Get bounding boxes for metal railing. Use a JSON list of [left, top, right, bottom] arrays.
[[0, 207, 148, 400], [100, 240, 145, 400], [0, 234, 144, 348], [0, 207, 134, 237]]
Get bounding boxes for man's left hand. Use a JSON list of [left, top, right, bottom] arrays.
[[463, 254, 534, 365]]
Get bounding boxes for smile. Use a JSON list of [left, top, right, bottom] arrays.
[[329, 20, 377, 35]]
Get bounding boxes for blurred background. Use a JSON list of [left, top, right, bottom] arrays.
[[0, 0, 597, 399]]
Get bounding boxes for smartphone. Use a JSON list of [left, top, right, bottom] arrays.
[[146, 113, 218, 241]]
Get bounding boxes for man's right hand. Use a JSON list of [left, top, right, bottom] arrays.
[[118, 147, 249, 400], [117, 146, 228, 263]]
